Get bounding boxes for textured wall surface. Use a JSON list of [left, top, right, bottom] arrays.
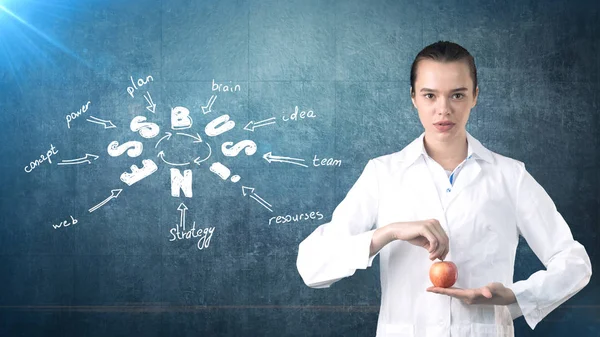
[[0, 0, 598, 336]]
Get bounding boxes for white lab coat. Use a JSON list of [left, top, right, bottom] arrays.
[[296, 131, 592, 337]]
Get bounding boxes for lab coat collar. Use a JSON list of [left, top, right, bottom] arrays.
[[396, 131, 494, 169]]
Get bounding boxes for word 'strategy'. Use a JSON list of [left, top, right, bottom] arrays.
[[66, 101, 91, 129], [52, 215, 78, 229], [170, 203, 214, 250], [169, 223, 215, 251], [269, 211, 324, 226], [24, 144, 58, 173]]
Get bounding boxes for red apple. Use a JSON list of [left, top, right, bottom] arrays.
[[429, 261, 458, 288]]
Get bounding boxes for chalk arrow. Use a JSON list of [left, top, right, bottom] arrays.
[[177, 132, 203, 143], [157, 151, 189, 166], [177, 202, 188, 231], [202, 95, 217, 114], [244, 117, 276, 132], [193, 142, 212, 165], [144, 91, 156, 113], [263, 151, 308, 168], [89, 189, 122, 213], [242, 186, 273, 212], [58, 153, 99, 166], [86, 116, 116, 129], [155, 132, 172, 148]]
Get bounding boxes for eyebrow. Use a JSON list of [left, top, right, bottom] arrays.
[[420, 87, 468, 93]]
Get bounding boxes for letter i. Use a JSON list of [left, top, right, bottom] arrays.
[[209, 162, 240, 183]]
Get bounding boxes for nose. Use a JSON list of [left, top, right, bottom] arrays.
[[437, 97, 451, 115]]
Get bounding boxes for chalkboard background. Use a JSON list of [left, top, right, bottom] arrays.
[[0, 0, 598, 336]]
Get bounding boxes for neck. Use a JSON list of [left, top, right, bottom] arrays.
[[423, 130, 468, 165]]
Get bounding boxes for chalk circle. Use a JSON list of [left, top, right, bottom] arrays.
[[230, 175, 240, 183]]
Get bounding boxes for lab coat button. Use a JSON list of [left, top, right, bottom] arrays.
[[446, 188, 451, 193]]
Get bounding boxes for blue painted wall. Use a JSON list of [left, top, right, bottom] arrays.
[[0, 0, 598, 336]]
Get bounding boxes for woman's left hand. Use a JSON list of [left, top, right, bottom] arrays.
[[426, 282, 517, 306]]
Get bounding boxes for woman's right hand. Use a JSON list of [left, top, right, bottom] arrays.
[[374, 219, 449, 261]]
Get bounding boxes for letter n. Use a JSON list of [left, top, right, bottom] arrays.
[[171, 168, 193, 198]]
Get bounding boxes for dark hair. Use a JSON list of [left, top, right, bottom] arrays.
[[410, 41, 477, 96]]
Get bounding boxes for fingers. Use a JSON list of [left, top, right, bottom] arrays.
[[435, 220, 450, 260], [392, 220, 449, 260], [481, 286, 493, 299], [428, 286, 499, 305], [419, 227, 439, 260], [424, 219, 449, 260], [429, 225, 448, 260]]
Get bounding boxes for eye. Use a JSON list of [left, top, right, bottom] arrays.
[[424, 93, 434, 99], [453, 93, 465, 99]]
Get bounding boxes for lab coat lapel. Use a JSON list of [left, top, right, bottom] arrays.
[[414, 156, 448, 231], [445, 157, 482, 211]]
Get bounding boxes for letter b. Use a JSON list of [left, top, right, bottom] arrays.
[[171, 106, 193, 130]]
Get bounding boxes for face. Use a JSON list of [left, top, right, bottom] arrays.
[[410, 59, 478, 142]]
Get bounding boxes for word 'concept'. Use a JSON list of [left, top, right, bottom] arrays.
[[66, 101, 91, 129], [52, 215, 78, 229], [269, 211, 324, 225], [24, 144, 58, 173]]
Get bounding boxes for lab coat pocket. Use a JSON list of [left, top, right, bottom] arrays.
[[450, 197, 511, 285], [453, 216, 500, 260]]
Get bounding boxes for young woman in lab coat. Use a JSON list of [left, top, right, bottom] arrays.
[[296, 41, 592, 337]]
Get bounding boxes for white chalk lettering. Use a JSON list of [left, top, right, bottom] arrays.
[[268, 211, 324, 226], [130, 116, 160, 139], [120, 159, 158, 186], [282, 106, 316, 122], [52, 215, 78, 229], [212, 79, 241, 92], [107, 140, 143, 158], [313, 155, 342, 167], [205, 114, 235, 137], [171, 106, 193, 130], [127, 75, 154, 98], [66, 101, 91, 129], [171, 168, 193, 198], [221, 140, 257, 157], [169, 222, 215, 250], [24, 144, 59, 173]]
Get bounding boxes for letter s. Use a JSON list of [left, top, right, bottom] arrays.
[[221, 140, 257, 157], [130, 116, 160, 139], [107, 140, 143, 157], [169, 228, 177, 242]]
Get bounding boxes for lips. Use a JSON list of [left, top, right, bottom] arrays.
[[434, 122, 455, 132]]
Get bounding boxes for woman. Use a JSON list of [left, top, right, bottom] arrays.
[[296, 41, 592, 337]]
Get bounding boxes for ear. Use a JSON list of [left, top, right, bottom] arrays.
[[410, 87, 417, 109], [472, 86, 479, 108]]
